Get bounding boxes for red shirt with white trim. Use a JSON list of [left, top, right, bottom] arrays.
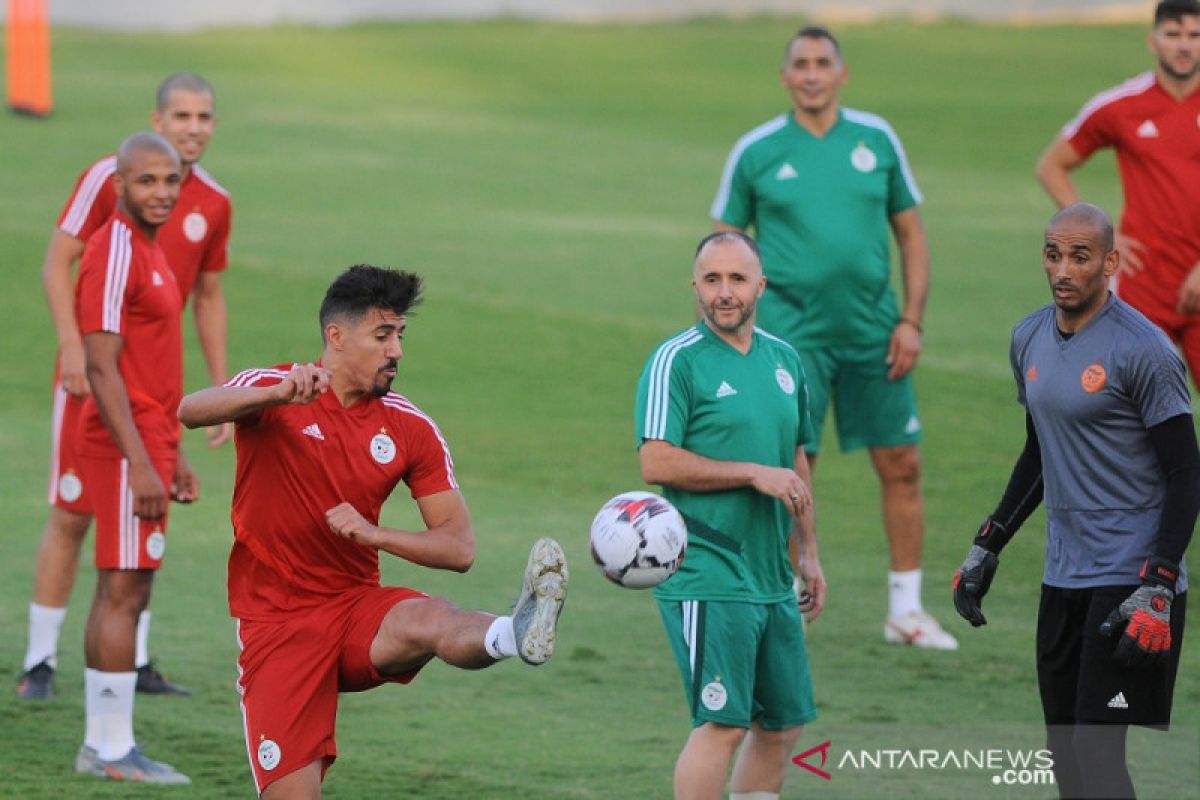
[[1063, 71, 1200, 286], [224, 365, 459, 620], [74, 211, 183, 458], [58, 156, 232, 301]]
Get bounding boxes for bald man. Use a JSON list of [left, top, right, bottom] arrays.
[[70, 132, 192, 783], [953, 204, 1200, 798]]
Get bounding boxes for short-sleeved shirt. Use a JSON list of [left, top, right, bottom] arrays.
[[225, 365, 459, 621], [710, 108, 922, 348], [58, 155, 232, 301], [74, 211, 183, 459], [636, 322, 812, 603], [1062, 72, 1200, 293], [1010, 296, 1192, 591]]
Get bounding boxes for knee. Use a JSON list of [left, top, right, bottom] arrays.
[[875, 446, 921, 485]]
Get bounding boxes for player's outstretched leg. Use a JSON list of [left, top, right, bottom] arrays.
[[512, 538, 568, 665]]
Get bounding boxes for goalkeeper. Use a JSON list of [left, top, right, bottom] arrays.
[[952, 203, 1200, 800]]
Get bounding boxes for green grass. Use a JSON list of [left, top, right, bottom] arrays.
[[1, 18, 1197, 799]]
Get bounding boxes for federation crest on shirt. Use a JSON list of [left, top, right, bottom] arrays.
[[775, 366, 795, 395], [370, 430, 396, 464], [850, 141, 877, 173], [183, 211, 208, 242]]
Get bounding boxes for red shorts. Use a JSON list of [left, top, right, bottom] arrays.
[[235, 585, 429, 793], [47, 382, 91, 514], [1116, 271, 1200, 389], [76, 453, 174, 570]]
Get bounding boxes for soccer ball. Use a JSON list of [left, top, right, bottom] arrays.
[[589, 491, 687, 589]]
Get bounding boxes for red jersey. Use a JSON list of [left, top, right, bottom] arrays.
[[58, 155, 232, 301], [1063, 71, 1200, 287], [224, 365, 459, 620], [74, 211, 184, 459]]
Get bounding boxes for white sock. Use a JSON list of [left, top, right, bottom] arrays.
[[135, 610, 151, 669], [85, 668, 137, 760], [888, 568, 923, 619], [483, 616, 516, 660], [25, 603, 67, 670], [730, 793, 780, 800]]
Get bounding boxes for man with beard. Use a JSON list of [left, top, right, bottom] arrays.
[[177, 264, 568, 798], [635, 232, 825, 800], [954, 203, 1200, 799], [1036, 0, 1200, 390]]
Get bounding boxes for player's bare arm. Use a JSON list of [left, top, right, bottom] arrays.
[[42, 229, 89, 397], [639, 438, 812, 515], [887, 206, 929, 381], [85, 331, 167, 520], [1035, 137, 1085, 209], [1177, 261, 1200, 314], [177, 363, 331, 427], [325, 489, 475, 573], [789, 445, 826, 620], [191, 270, 233, 447]]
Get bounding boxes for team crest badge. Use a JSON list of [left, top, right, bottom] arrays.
[[701, 680, 728, 711], [58, 472, 83, 503], [257, 738, 281, 771], [1081, 363, 1107, 393], [145, 530, 166, 560], [850, 142, 877, 173], [775, 366, 795, 395], [370, 431, 396, 464], [183, 211, 208, 243]]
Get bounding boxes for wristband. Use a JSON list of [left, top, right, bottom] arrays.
[[1140, 556, 1179, 590], [897, 317, 923, 334], [973, 517, 1013, 555]]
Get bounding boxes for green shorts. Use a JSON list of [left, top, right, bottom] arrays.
[[797, 343, 921, 455], [657, 598, 816, 729]]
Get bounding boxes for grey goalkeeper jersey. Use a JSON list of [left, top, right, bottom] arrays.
[[1010, 295, 1191, 591]]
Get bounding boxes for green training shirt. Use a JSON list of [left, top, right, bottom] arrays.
[[635, 322, 812, 603], [710, 108, 922, 348]]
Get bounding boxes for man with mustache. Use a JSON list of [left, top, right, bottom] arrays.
[[177, 264, 568, 798], [710, 25, 951, 650], [1037, 0, 1200, 390], [954, 203, 1200, 799], [636, 232, 825, 800]]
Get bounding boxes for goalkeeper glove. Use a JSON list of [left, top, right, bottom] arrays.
[[1099, 557, 1178, 669], [952, 518, 1005, 627]]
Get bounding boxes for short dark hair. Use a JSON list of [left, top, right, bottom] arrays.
[[1047, 203, 1115, 252], [156, 72, 214, 112], [1155, 0, 1200, 25], [784, 25, 842, 61], [319, 265, 423, 338], [694, 230, 761, 260], [117, 131, 179, 172]]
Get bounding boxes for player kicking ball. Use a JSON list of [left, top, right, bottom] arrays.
[[177, 264, 567, 796]]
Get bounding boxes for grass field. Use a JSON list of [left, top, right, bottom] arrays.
[[1, 17, 1198, 799]]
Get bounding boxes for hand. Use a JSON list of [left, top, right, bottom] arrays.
[[1114, 231, 1147, 276], [59, 340, 92, 398], [170, 450, 199, 503], [794, 555, 826, 622], [885, 319, 921, 381], [129, 461, 168, 520], [277, 363, 332, 405], [326, 501, 378, 547], [953, 545, 999, 627], [1176, 262, 1200, 315], [750, 465, 811, 517], [206, 421, 234, 448], [1099, 557, 1178, 669]]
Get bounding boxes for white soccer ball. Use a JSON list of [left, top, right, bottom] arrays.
[[589, 491, 687, 589]]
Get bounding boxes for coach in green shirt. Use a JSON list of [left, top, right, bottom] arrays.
[[637, 231, 825, 800], [711, 25, 957, 651]]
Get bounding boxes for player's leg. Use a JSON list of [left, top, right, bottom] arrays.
[[260, 760, 322, 799], [730, 600, 816, 796], [869, 444, 923, 574], [675, 723, 747, 800], [1036, 585, 1086, 797]]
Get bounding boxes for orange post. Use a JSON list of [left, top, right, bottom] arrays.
[[7, 0, 53, 117]]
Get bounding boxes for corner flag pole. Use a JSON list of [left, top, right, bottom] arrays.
[[7, 0, 53, 117]]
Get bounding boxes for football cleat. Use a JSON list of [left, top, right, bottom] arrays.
[[512, 538, 568, 665], [136, 661, 191, 696], [884, 610, 960, 651], [75, 745, 191, 784], [16, 660, 55, 699]]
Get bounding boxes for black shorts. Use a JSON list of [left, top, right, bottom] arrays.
[[1037, 584, 1187, 729]]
